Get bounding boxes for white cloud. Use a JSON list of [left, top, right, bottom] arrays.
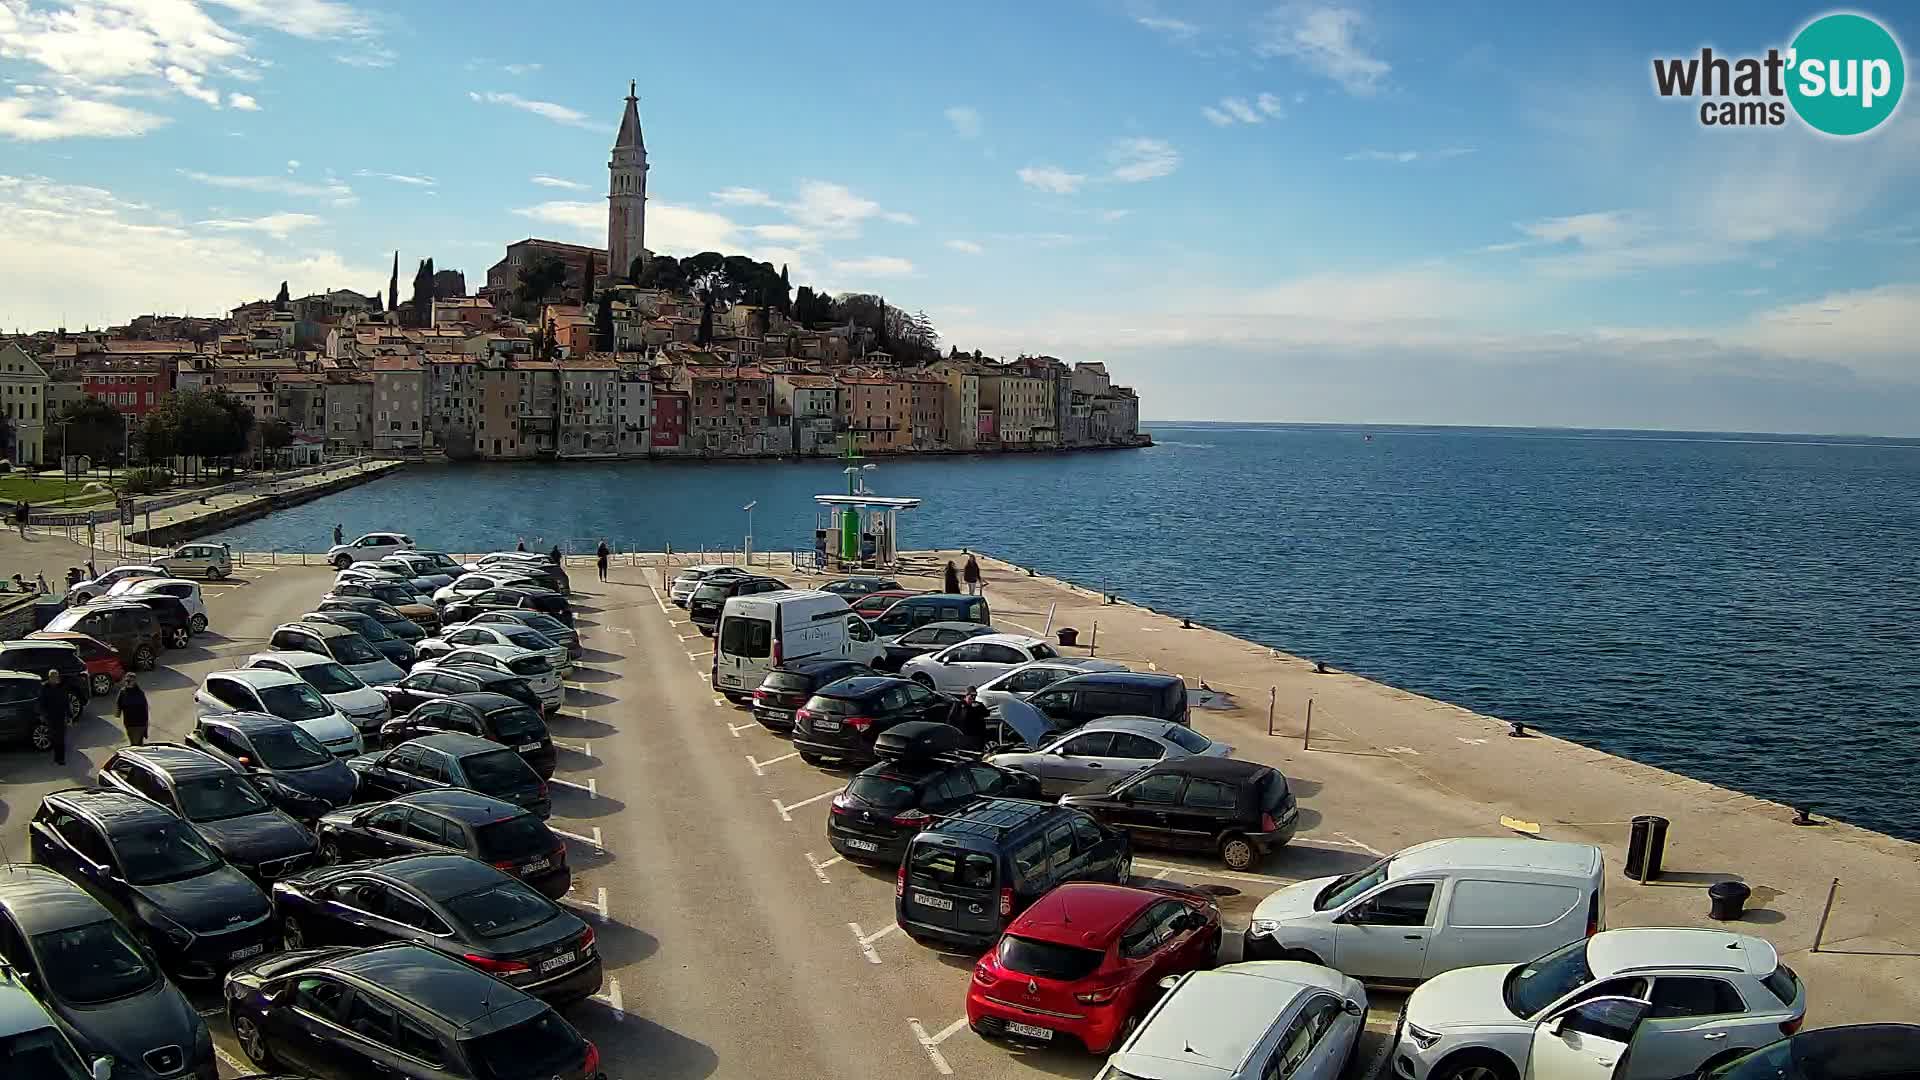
[[205, 0, 374, 40], [467, 91, 594, 129], [712, 186, 778, 207], [1096, 209, 1133, 223], [177, 168, 355, 204], [1255, 4, 1390, 95], [1222, 97, 1262, 123], [1345, 147, 1473, 163], [1202, 105, 1233, 126], [1017, 165, 1086, 194], [787, 180, 915, 230], [510, 200, 600, 233], [830, 255, 915, 278], [945, 239, 984, 255], [334, 46, 396, 69], [355, 169, 435, 186], [227, 91, 258, 110], [531, 174, 587, 190], [285, 158, 299, 170], [198, 211, 324, 238], [746, 223, 821, 247], [0, 94, 166, 140], [944, 105, 982, 138], [1517, 211, 1637, 247], [1256, 92, 1285, 117], [1729, 284, 1920, 374], [164, 65, 222, 107], [1135, 15, 1198, 40], [503, 63, 541, 76], [649, 204, 747, 256], [1107, 137, 1180, 182], [1206, 93, 1286, 125]]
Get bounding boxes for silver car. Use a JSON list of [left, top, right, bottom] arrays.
[[973, 658, 1132, 711], [1098, 962, 1366, 1080], [419, 622, 571, 676], [669, 565, 747, 606], [987, 715, 1232, 797], [416, 644, 564, 713]]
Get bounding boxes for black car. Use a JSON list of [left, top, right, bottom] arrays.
[[376, 663, 544, 715], [0, 670, 49, 748], [828, 752, 1041, 865], [687, 575, 787, 636], [185, 713, 360, 819], [820, 576, 902, 598], [315, 597, 425, 642], [0, 864, 216, 1080], [0, 639, 92, 713], [298, 610, 417, 669], [751, 658, 871, 732], [867, 593, 992, 639], [1059, 756, 1297, 871], [442, 586, 574, 628], [28, 788, 276, 982], [225, 943, 606, 1080], [791, 675, 952, 766], [378, 692, 555, 778], [1708, 1024, 1920, 1080], [98, 594, 193, 650], [96, 745, 320, 882], [348, 733, 551, 819], [1025, 670, 1192, 729], [315, 789, 570, 898], [271, 854, 600, 1004], [462, 609, 583, 659], [895, 798, 1130, 952], [872, 620, 996, 673]]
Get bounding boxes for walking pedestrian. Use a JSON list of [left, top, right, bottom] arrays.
[[516, 537, 527, 552], [333, 523, 343, 546], [117, 672, 149, 746], [40, 669, 68, 766], [33, 571, 48, 594], [944, 560, 960, 595], [596, 540, 611, 582], [962, 554, 982, 596], [14, 500, 27, 537], [86, 558, 96, 579], [549, 544, 563, 566]]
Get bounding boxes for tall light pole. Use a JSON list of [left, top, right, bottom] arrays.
[[742, 500, 756, 565]]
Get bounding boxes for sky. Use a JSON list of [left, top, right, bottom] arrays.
[[1, 0, 1917, 434]]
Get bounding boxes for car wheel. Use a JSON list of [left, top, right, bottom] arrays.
[[233, 1013, 275, 1067], [189, 614, 208, 634], [911, 673, 935, 689], [334, 554, 352, 569], [29, 720, 52, 751], [134, 645, 156, 671], [209, 565, 228, 580], [64, 692, 82, 721], [1430, 1053, 1518, 1080], [170, 628, 190, 649], [281, 916, 305, 951], [1116, 854, 1133, 883], [798, 751, 827, 766], [91, 672, 112, 696], [1220, 834, 1257, 871], [320, 838, 341, 862]]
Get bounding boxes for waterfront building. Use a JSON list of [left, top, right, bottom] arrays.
[[903, 374, 946, 450], [484, 238, 608, 309], [559, 355, 620, 457], [0, 342, 49, 465], [79, 363, 167, 416], [371, 356, 427, 452], [772, 373, 839, 456], [649, 384, 688, 451], [682, 365, 772, 454], [838, 375, 909, 452], [224, 382, 278, 423], [929, 360, 981, 451], [325, 375, 374, 452], [607, 81, 651, 282], [615, 367, 652, 455]]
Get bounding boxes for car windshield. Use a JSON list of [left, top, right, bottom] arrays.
[[1028, 643, 1059, 660], [475, 816, 552, 860], [1315, 857, 1391, 910], [258, 682, 332, 721], [113, 820, 222, 884], [1166, 726, 1212, 753], [484, 706, 545, 743], [0, 1025, 93, 1079], [33, 920, 156, 1004], [462, 749, 537, 791], [175, 774, 271, 821], [503, 629, 552, 651], [0, 678, 37, 705], [999, 935, 1105, 981], [847, 774, 919, 809], [522, 614, 568, 635], [299, 661, 365, 694], [507, 655, 550, 677], [461, 1010, 585, 1080], [328, 635, 381, 664], [248, 725, 332, 769], [1503, 939, 1594, 1018], [442, 882, 559, 938], [350, 617, 396, 642]]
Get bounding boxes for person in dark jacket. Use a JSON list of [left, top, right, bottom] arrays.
[[962, 554, 983, 596], [948, 688, 990, 744], [117, 672, 149, 747], [333, 523, 344, 545], [943, 560, 960, 595], [549, 544, 563, 566], [40, 670, 68, 765], [596, 541, 611, 582]]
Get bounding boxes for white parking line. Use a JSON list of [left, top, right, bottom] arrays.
[[554, 739, 592, 757], [1133, 859, 1296, 887], [550, 776, 597, 798], [806, 851, 843, 884], [588, 978, 625, 1022], [772, 789, 838, 822], [216, 1047, 251, 1075], [908, 1017, 965, 1075], [643, 581, 670, 615], [1000, 619, 1043, 636], [565, 682, 590, 693], [848, 920, 899, 964], [1332, 833, 1386, 856], [561, 886, 609, 922], [550, 825, 604, 851], [747, 751, 798, 775]]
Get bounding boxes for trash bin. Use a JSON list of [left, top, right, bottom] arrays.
[[1057, 628, 1079, 648], [1708, 881, 1751, 921], [1625, 815, 1670, 881]]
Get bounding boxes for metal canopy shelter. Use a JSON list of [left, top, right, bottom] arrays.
[[813, 494, 921, 569]]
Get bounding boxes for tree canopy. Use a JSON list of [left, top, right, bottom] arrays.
[[58, 396, 126, 465]]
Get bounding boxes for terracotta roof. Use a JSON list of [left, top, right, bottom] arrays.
[[371, 357, 423, 371], [512, 360, 558, 371], [782, 375, 837, 388], [560, 355, 619, 369]]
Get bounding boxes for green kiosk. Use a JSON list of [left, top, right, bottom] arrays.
[[814, 442, 920, 569]]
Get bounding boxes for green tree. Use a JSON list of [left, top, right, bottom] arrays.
[[273, 281, 290, 311], [777, 264, 792, 315], [257, 418, 294, 467], [136, 411, 176, 465], [594, 292, 615, 352], [410, 258, 435, 325], [517, 257, 569, 308], [58, 396, 126, 470], [638, 254, 686, 292], [682, 251, 739, 348]]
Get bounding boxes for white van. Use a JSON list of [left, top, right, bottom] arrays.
[[712, 590, 883, 701], [1242, 837, 1604, 986]]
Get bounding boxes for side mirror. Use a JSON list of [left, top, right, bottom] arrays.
[[1343, 999, 1365, 1017], [92, 1057, 113, 1080], [1547, 1014, 1569, 1036], [1157, 974, 1183, 991]]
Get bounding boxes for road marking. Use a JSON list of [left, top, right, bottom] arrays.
[[747, 750, 798, 775], [551, 825, 604, 851], [555, 739, 592, 756], [908, 1017, 964, 1075], [848, 920, 898, 963], [1000, 619, 1043, 636], [642, 580, 670, 614], [807, 851, 843, 884], [561, 885, 608, 922], [550, 776, 597, 798], [1134, 859, 1296, 886], [216, 1047, 251, 1075], [678, 633, 701, 642], [1384, 746, 1421, 756], [1333, 832, 1386, 856], [773, 788, 838, 822], [588, 978, 625, 1021], [1457, 737, 1488, 746], [727, 720, 759, 738]]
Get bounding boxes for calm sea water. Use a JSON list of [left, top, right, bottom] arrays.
[[223, 424, 1920, 840]]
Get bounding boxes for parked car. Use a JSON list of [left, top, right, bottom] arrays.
[[377, 553, 455, 590], [324, 531, 414, 569], [336, 563, 431, 593], [440, 586, 572, 629], [967, 882, 1223, 1054], [0, 671, 51, 749], [186, 713, 359, 819], [1393, 929, 1808, 1080], [669, 564, 747, 607], [896, 798, 1131, 953], [828, 751, 1042, 866], [155, 542, 232, 581], [867, 593, 992, 638], [22, 631, 123, 696], [749, 658, 870, 732], [820, 576, 901, 598], [987, 715, 1233, 797], [244, 651, 391, 734], [43, 602, 163, 670], [109, 577, 210, 634], [1060, 756, 1298, 871], [974, 658, 1132, 710], [195, 669, 362, 759], [0, 956, 113, 1080], [463, 608, 582, 659], [432, 570, 545, 608], [96, 744, 320, 883], [295, 609, 416, 669], [0, 639, 89, 719], [271, 854, 600, 1003], [321, 580, 440, 633], [874, 620, 997, 673], [792, 675, 953, 766], [65, 564, 164, 605], [1097, 961, 1368, 1080], [419, 622, 570, 676], [376, 664, 545, 716], [93, 593, 193, 650], [714, 590, 881, 700], [28, 788, 276, 983], [850, 589, 916, 619], [224, 942, 605, 1079], [315, 596, 426, 642], [379, 692, 555, 777], [1027, 670, 1193, 730], [1706, 1024, 1920, 1080], [314, 788, 570, 898], [901, 633, 1061, 692], [266, 621, 406, 687], [347, 733, 551, 819], [1243, 837, 1605, 983], [688, 575, 788, 636], [415, 645, 563, 714], [0, 863, 215, 1080], [405, 550, 470, 579]]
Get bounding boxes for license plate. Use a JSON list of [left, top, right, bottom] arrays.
[[719, 673, 740, 686], [539, 950, 576, 973], [518, 740, 542, 750], [845, 839, 879, 852], [229, 943, 264, 961], [812, 717, 841, 731], [1005, 1022, 1053, 1041], [522, 857, 551, 872], [912, 893, 954, 911]]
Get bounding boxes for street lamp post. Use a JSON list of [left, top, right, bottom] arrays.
[[742, 500, 757, 565]]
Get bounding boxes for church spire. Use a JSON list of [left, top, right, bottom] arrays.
[[615, 80, 643, 151]]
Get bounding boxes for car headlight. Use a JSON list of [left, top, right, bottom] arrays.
[[1248, 919, 1281, 935], [146, 914, 194, 950], [1406, 1025, 1442, 1050]]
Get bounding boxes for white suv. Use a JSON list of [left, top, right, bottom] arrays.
[[326, 531, 414, 569], [1393, 928, 1806, 1080]]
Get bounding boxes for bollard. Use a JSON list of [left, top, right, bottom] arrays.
[[1267, 687, 1277, 736], [1182, 617, 1193, 629], [1509, 721, 1527, 737], [1792, 806, 1819, 826], [1313, 660, 1328, 674], [1810, 878, 1839, 952], [1089, 621, 1098, 655], [1303, 698, 1314, 749]]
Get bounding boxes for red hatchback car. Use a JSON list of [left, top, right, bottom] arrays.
[[967, 882, 1221, 1054], [850, 590, 915, 619], [26, 630, 128, 696]]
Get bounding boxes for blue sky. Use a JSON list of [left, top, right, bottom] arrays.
[[2, 1, 1916, 433]]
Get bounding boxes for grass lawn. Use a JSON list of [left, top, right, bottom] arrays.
[[0, 475, 105, 501]]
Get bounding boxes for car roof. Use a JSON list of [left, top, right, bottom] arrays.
[[124, 577, 199, 590], [1118, 966, 1330, 1077], [113, 743, 234, 778], [775, 658, 867, 676], [733, 588, 844, 605], [0, 967, 60, 1040], [397, 788, 531, 821], [1388, 838, 1601, 879], [1010, 882, 1162, 944], [0, 864, 113, 935], [815, 675, 910, 699], [212, 667, 304, 688], [278, 621, 356, 637], [444, 644, 534, 660], [406, 731, 506, 755], [1052, 670, 1183, 689], [922, 798, 1060, 845], [77, 599, 149, 611], [433, 664, 519, 684], [48, 786, 174, 826], [249, 650, 335, 669], [1076, 716, 1188, 739], [955, 633, 1044, 649], [907, 620, 990, 633], [1783, 1024, 1920, 1073], [0, 670, 41, 684], [1588, 928, 1780, 977], [1142, 756, 1271, 782], [325, 944, 545, 1033], [0, 639, 79, 653], [203, 711, 301, 734], [364, 853, 505, 899], [445, 692, 531, 713]]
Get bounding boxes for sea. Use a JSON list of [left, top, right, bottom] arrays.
[[221, 423, 1920, 841]]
